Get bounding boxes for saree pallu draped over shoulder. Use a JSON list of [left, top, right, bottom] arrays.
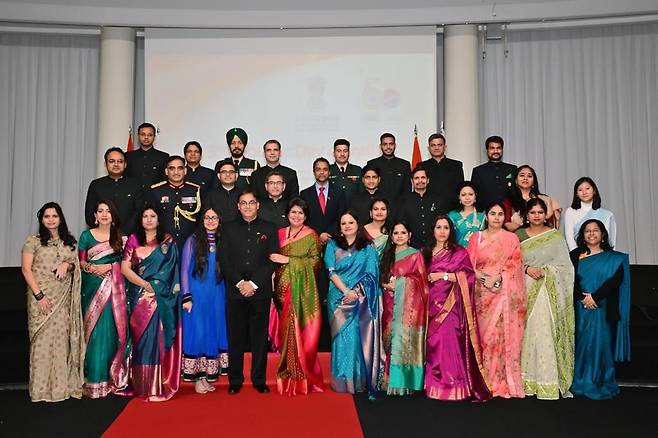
[[467, 230, 526, 399], [381, 248, 428, 395], [79, 231, 129, 398], [518, 229, 574, 400], [571, 250, 630, 400], [425, 246, 491, 401], [117, 236, 181, 402], [23, 236, 85, 402], [325, 240, 382, 399], [273, 227, 325, 395]]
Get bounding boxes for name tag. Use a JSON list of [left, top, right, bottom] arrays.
[[239, 168, 254, 177], [181, 197, 196, 204], [160, 196, 169, 203]]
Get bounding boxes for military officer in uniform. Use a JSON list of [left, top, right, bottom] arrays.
[[328, 138, 362, 205], [215, 127, 260, 192], [220, 191, 279, 395], [148, 155, 201, 249], [85, 147, 143, 234], [471, 135, 517, 209], [397, 166, 444, 249], [125, 122, 169, 191], [366, 133, 411, 201]]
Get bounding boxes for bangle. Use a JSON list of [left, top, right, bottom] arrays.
[[524, 265, 529, 274], [33, 291, 44, 301]]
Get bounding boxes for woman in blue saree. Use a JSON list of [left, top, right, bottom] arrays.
[[120, 206, 181, 401], [570, 219, 630, 400], [325, 210, 382, 398]]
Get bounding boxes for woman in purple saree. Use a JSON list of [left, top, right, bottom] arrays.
[[424, 215, 491, 401]]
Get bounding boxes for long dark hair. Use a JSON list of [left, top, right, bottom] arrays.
[[36, 202, 76, 249], [522, 197, 549, 228], [509, 165, 543, 213], [334, 210, 370, 251], [366, 197, 391, 235], [570, 176, 602, 210], [455, 181, 478, 212], [575, 219, 613, 254], [192, 207, 222, 282], [379, 221, 412, 285], [135, 205, 166, 245], [422, 214, 457, 266], [483, 202, 506, 230], [92, 199, 123, 254]]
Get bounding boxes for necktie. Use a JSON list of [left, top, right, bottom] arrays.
[[234, 160, 239, 168], [318, 186, 326, 214], [341, 166, 346, 173]]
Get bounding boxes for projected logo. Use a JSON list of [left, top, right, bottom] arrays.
[[363, 79, 401, 109]]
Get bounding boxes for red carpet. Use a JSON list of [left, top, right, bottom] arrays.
[[103, 352, 363, 438]]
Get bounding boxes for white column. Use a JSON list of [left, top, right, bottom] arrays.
[[96, 27, 135, 176], [443, 25, 480, 179]]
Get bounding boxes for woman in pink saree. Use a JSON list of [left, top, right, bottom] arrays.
[[424, 215, 491, 401], [467, 203, 526, 398]]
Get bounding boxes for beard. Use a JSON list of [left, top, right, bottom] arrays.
[[230, 148, 244, 159]]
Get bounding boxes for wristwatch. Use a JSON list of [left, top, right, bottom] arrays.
[[443, 272, 449, 281]]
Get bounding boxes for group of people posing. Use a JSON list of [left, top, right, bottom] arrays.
[[21, 124, 630, 404]]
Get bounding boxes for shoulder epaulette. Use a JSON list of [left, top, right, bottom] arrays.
[[150, 181, 167, 189], [185, 181, 200, 188]]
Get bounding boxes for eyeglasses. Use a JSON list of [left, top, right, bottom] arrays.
[[219, 170, 237, 175], [239, 200, 258, 207], [204, 216, 219, 221], [266, 181, 284, 186]]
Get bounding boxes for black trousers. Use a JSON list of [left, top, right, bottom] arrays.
[[226, 297, 270, 386]]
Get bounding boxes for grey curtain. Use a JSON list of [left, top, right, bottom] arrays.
[[480, 22, 658, 264], [0, 32, 99, 266]]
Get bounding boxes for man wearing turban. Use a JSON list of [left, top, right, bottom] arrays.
[[215, 128, 260, 192]]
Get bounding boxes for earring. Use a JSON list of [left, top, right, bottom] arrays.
[[111, 222, 115, 226], [94, 219, 98, 225]]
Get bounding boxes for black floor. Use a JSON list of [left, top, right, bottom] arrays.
[[354, 387, 658, 438]]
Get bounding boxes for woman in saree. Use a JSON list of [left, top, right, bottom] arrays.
[[269, 198, 324, 396], [119, 206, 181, 401], [570, 219, 630, 400], [180, 207, 228, 394], [364, 198, 390, 259], [424, 215, 491, 401], [325, 210, 382, 398], [516, 198, 574, 400], [379, 222, 428, 395], [447, 181, 485, 248], [467, 202, 526, 398], [504, 165, 561, 232], [78, 200, 128, 398], [564, 177, 617, 251], [21, 202, 84, 402]]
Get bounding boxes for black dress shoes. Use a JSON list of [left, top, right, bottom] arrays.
[[228, 384, 242, 395], [254, 384, 270, 394]]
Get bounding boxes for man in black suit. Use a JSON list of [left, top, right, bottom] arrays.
[[220, 191, 279, 395], [328, 138, 362, 205], [85, 147, 143, 234], [214, 127, 260, 191], [471, 136, 517, 209], [258, 170, 289, 228], [349, 165, 386, 225], [250, 139, 299, 202], [421, 133, 464, 212], [183, 141, 215, 195], [299, 157, 346, 245], [204, 160, 240, 224], [397, 166, 443, 248], [125, 122, 169, 191], [366, 133, 411, 201]]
